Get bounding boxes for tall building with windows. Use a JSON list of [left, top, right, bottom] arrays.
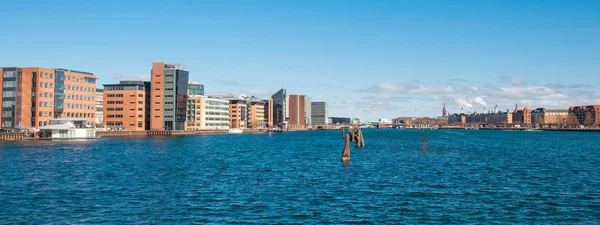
[[95, 89, 104, 127], [271, 88, 287, 129], [288, 94, 311, 129], [151, 62, 189, 130], [188, 81, 204, 95], [1, 67, 97, 128], [249, 101, 266, 128], [186, 95, 230, 130], [311, 102, 327, 126], [102, 81, 150, 131], [264, 98, 274, 128], [229, 100, 248, 128]]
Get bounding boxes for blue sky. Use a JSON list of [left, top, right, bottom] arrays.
[[1, 0, 599, 121]]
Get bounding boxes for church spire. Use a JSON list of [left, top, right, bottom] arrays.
[[442, 103, 447, 117]]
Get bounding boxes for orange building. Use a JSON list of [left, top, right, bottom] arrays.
[[249, 101, 265, 128], [150, 62, 189, 130], [513, 104, 532, 126], [229, 100, 247, 128], [288, 94, 311, 129], [569, 105, 600, 127], [264, 98, 274, 128], [1, 67, 97, 128], [103, 81, 150, 131]]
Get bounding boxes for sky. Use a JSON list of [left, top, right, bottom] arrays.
[[1, 0, 599, 121]]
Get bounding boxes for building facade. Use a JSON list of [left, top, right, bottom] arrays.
[[249, 101, 265, 128], [486, 111, 513, 126], [264, 98, 274, 128], [288, 94, 311, 129], [150, 62, 189, 130], [448, 113, 466, 125], [95, 89, 103, 127], [102, 81, 150, 131], [1, 67, 97, 129], [186, 95, 230, 130], [271, 88, 287, 128], [188, 82, 204, 96], [392, 117, 413, 128], [229, 100, 248, 129], [531, 108, 568, 127], [329, 117, 351, 125], [568, 105, 600, 127], [513, 105, 532, 126], [311, 102, 327, 126]]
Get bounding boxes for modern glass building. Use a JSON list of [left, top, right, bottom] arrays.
[[150, 62, 189, 130], [311, 102, 327, 126], [271, 88, 287, 128], [188, 82, 204, 96]]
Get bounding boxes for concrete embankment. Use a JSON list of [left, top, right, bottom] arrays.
[[98, 130, 228, 137]]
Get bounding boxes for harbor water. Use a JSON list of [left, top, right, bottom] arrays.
[[1, 129, 599, 223]]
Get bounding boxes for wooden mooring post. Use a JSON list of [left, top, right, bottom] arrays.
[[423, 135, 427, 152], [341, 134, 351, 163], [355, 128, 365, 148]]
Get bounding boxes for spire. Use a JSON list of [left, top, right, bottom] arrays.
[[442, 103, 447, 117]]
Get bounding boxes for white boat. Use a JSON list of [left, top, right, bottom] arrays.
[[37, 118, 100, 140], [228, 128, 244, 134]]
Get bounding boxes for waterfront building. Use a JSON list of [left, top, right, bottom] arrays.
[[186, 95, 230, 130], [531, 108, 568, 127], [392, 117, 413, 128], [568, 105, 600, 127], [271, 88, 287, 129], [466, 113, 487, 124], [188, 81, 204, 96], [486, 110, 513, 126], [288, 94, 311, 129], [150, 62, 189, 130], [513, 104, 532, 126], [329, 117, 351, 125], [1, 67, 97, 128], [310, 102, 327, 126], [95, 89, 104, 127], [249, 101, 266, 128], [448, 113, 466, 125], [229, 100, 248, 128], [102, 81, 151, 131], [264, 98, 274, 128]]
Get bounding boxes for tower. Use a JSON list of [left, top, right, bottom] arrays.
[[442, 103, 447, 118]]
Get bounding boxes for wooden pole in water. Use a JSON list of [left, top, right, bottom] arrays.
[[423, 135, 427, 152], [341, 134, 351, 163], [341, 127, 345, 137], [356, 128, 365, 147]]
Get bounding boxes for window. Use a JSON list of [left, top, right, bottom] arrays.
[[138, 101, 143, 104], [116, 94, 123, 97], [138, 115, 143, 118], [3, 71, 16, 78], [107, 94, 115, 97], [138, 108, 143, 111], [39, 102, 43, 107], [50, 74, 53, 79], [138, 122, 143, 127], [138, 94, 143, 97]]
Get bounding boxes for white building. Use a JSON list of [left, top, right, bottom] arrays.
[[95, 89, 103, 127], [186, 95, 230, 130]]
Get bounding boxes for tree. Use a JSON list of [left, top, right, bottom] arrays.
[[584, 111, 595, 127], [566, 113, 580, 128]]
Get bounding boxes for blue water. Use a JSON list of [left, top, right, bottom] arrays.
[[1, 129, 599, 224]]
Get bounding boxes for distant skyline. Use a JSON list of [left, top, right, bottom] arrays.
[[1, 0, 599, 121]]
